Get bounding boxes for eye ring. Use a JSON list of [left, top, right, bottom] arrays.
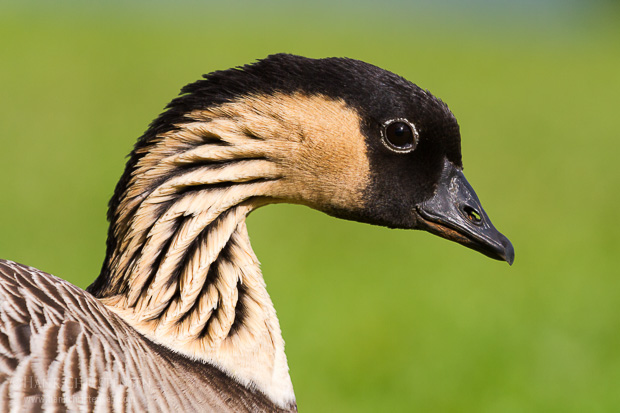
[[381, 118, 419, 153]]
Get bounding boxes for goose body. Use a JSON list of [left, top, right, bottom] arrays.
[[0, 54, 513, 412], [0, 260, 288, 412]]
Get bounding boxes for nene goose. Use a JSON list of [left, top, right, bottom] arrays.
[[0, 54, 514, 412]]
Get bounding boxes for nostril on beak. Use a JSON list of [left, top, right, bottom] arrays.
[[461, 205, 483, 225]]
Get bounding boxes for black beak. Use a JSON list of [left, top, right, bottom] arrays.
[[416, 159, 514, 265]]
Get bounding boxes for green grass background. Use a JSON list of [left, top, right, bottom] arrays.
[[1, 1, 619, 411]]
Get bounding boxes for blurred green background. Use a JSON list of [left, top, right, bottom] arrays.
[[1, 1, 619, 411]]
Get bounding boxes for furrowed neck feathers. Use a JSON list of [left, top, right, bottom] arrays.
[[88, 90, 369, 407]]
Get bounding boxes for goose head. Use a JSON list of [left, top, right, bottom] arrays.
[[176, 54, 513, 264]]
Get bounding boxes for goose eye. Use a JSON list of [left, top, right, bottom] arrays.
[[382, 119, 418, 153]]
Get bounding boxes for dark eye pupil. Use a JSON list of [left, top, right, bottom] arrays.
[[386, 122, 414, 149]]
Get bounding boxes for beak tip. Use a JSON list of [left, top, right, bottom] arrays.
[[502, 239, 515, 266]]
